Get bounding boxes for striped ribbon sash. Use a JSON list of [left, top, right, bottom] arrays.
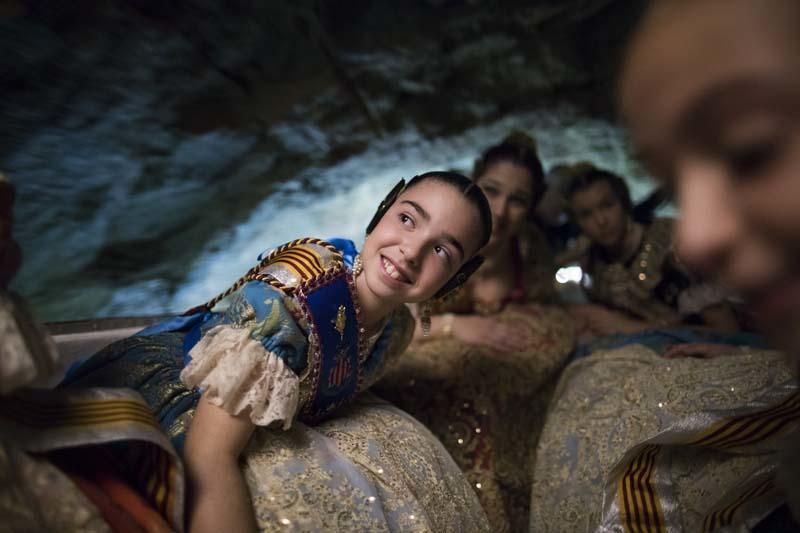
[[603, 391, 800, 533], [0, 387, 184, 531]]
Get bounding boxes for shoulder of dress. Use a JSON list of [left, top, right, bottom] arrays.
[[646, 218, 675, 243], [386, 304, 415, 355], [253, 238, 346, 294]]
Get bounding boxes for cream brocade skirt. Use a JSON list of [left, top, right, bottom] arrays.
[[242, 392, 490, 532], [530, 345, 798, 532], [376, 304, 576, 532]]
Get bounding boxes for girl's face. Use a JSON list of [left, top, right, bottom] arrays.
[[475, 160, 534, 250], [569, 180, 629, 251], [620, 0, 800, 352], [359, 180, 484, 306]]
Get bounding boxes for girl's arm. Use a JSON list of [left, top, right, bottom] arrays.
[[699, 302, 741, 333], [184, 393, 257, 533], [411, 304, 531, 352]]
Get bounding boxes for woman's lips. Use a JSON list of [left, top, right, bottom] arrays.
[[380, 255, 411, 284]]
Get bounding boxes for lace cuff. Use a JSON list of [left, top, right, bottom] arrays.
[[180, 325, 299, 429]]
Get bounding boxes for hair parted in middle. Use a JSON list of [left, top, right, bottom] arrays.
[[472, 130, 547, 208]]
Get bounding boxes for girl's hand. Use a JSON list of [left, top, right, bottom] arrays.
[[663, 342, 735, 359], [453, 315, 532, 352], [570, 304, 650, 336]]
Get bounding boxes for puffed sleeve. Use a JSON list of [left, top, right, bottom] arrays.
[[180, 281, 308, 429]]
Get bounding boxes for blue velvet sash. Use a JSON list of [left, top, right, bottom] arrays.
[[297, 266, 362, 423]]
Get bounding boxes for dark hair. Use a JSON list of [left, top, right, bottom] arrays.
[[563, 162, 633, 214], [404, 170, 493, 252], [472, 131, 546, 207]]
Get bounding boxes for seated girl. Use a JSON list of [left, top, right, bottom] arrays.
[[562, 163, 741, 338], [531, 1, 800, 531], [62, 171, 494, 532], [376, 133, 575, 532]]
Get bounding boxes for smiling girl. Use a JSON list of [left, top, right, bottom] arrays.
[[376, 135, 575, 531], [63, 171, 493, 532]]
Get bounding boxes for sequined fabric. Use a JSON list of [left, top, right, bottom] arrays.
[[585, 218, 728, 323], [243, 393, 489, 532], [377, 303, 575, 532], [530, 345, 797, 532]]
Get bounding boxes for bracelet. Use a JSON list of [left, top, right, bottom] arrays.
[[441, 313, 455, 337]]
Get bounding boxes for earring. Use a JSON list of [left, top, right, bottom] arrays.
[[420, 301, 432, 337], [353, 254, 363, 278]]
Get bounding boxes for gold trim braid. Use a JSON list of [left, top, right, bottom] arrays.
[[201, 238, 343, 311]]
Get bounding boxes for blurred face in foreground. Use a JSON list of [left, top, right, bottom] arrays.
[[620, 0, 800, 356]]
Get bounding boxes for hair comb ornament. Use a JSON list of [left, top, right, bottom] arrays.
[[434, 255, 484, 300], [366, 178, 406, 235]]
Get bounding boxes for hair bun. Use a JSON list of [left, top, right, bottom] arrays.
[[501, 130, 538, 153], [564, 161, 598, 179]]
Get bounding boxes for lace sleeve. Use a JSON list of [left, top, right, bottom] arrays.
[[180, 281, 309, 429]]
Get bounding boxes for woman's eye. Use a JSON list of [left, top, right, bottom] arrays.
[[482, 186, 498, 197], [433, 245, 449, 258], [399, 213, 414, 227], [510, 196, 529, 207], [723, 139, 781, 179]]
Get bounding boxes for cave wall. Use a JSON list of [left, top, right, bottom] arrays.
[[1, 0, 647, 318]]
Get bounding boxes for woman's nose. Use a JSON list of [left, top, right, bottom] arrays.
[[400, 241, 422, 268], [593, 212, 607, 229], [674, 159, 738, 277], [492, 197, 509, 218]]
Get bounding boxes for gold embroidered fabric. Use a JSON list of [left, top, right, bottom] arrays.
[[241, 393, 490, 532], [225, 306, 489, 532], [585, 218, 687, 323], [377, 304, 575, 532], [530, 345, 797, 532]]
